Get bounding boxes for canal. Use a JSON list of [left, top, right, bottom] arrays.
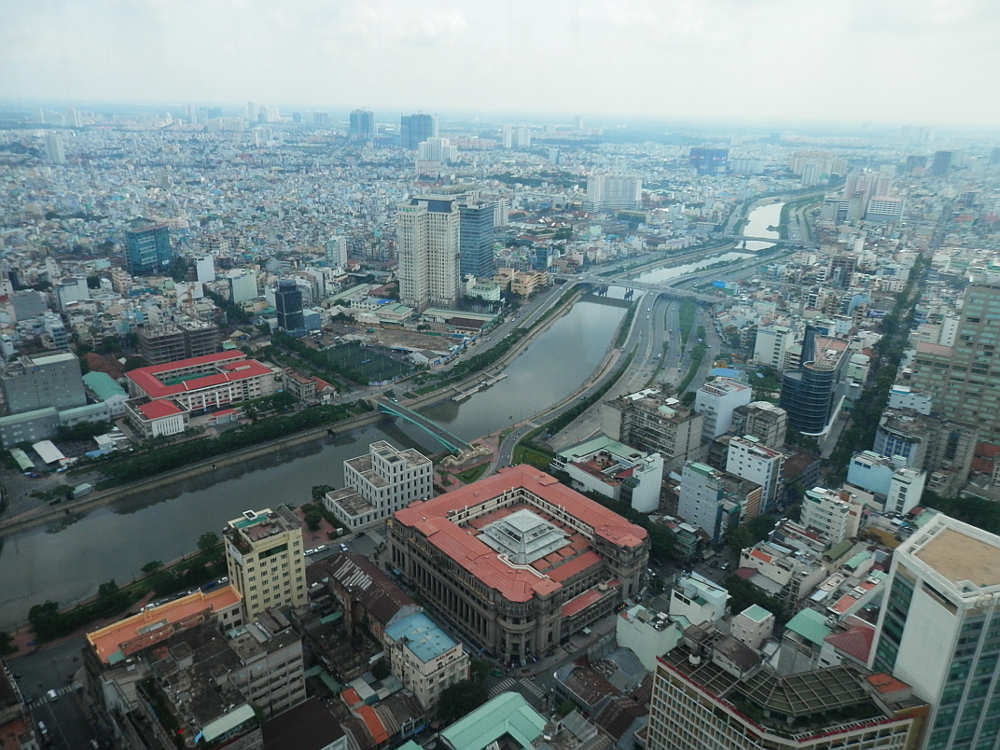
[[0, 293, 628, 629]]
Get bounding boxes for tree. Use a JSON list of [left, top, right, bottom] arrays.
[[747, 515, 776, 544], [141, 561, 163, 575], [557, 700, 578, 718], [304, 508, 322, 532], [198, 532, 220, 553], [0, 630, 17, 656], [311, 485, 335, 503], [470, 657, 490, 683], [437, 680, 488, 723], [372, 659, 391, 681], [727, 526, 752, 556]]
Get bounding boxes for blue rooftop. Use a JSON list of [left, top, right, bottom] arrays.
[[384, 612, 457, 663]]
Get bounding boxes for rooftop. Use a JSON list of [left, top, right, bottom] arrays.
[[86, 586, 241, 664], [384, 612, 458, 663], [440, 692, 546, 750], [393, 466, 645, 602], [910, 519, 1000, 591]]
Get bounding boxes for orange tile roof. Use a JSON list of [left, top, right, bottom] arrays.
[[86, 586, 241, 664], [562, 588, 603, 617], [394, 466, 645, 602], [341, 687, 362, 708], [396, 466, 647, 548], [358, 705, 389, 745], [548, 551, 602, 582], [750, 549, 772, 564], [866, 672, 909, 694]]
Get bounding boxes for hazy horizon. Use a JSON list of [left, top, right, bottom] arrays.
[[3, 0, 1000, 129]]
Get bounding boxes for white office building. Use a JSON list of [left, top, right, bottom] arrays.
[[725, 436, 784, 513], [800, 486, 863, 543], [695, 378, 753, 441], [324, 441, 433, 530], [585, 175, 642, 210], [753, 325, 795, 370], [871, 513, 1000, 750]]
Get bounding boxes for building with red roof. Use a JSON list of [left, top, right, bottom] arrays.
[[126, 350, 279, 413], [388, 465, 648, 663], [123, 350, 279, 437]]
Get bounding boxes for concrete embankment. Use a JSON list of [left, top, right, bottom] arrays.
[[0, 410, 386, 538]]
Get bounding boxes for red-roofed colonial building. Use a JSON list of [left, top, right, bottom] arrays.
[[387, 465, 648, 663]]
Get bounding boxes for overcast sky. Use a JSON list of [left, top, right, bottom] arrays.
[[3, 0, 1000, 127]]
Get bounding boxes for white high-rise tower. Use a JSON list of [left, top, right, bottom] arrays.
[[396, 196, 460, 311], [870, 513, 1000, 750]]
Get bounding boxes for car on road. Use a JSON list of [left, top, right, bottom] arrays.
[[46, 688, 58, 702]]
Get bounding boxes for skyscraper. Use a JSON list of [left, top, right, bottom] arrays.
[[325, 236, 348, 268], [274, 279, 304, 331], [689, 147, 729, 175], [585, 175, 642, 210], [400, 113, 437, 150], [930, 151, 953, 176], [223, 507, 308, 622], [906, 283, 1000, 442], [44, 132, 66, 163], [396, 196, 460, 311], [780, 326, 848, 434], [458, 200, 496, 279], [870, 513, 1000, 750], [125, 220, 172, 276], [349, 109, 375, 141]]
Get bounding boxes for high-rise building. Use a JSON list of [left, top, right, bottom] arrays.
[[649, 634, 929, 750], [325, 236, 348, 268], [125, 220, 172, 276], [752, 325, 795, 370], [725, 435, 784, 513], [905, 155, 927, 175], [137, 321, 220, 365], [224, 507, 308, 621], [458, 200, 496, 279], [930, 150, 953, 176], [678, 462, 742, 543], [349, 109, 374, 141], [689, 147, 729, 175], [229, 270, 258, 304], [274, 279, 304, 331], [906, 284, 1000, 443], [602, 389, 703, 472], [731, 401, 788, 449], [0, 351, 86, 414], [799, 486, 863, 543], [585, 175, 642, 210], [44, 132, 66, 164], [695, 378, 753, 442], [780, 326, 848, 435], [396, 195, 461, 311], [416, 136, 457, 163], [871, 513, 1000, 750], [400, 113, 437, 150]]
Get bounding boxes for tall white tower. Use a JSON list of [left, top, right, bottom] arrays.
[[396, 196, 460, 311], [870, 513, 1000, 750]]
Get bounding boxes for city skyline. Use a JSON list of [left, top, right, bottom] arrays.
[[3, 0, 1000, 128]]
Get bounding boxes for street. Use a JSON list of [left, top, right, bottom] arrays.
[[9, 636, 109, 750]]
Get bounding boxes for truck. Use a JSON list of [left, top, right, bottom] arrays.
[[72, 483, 94, 499]]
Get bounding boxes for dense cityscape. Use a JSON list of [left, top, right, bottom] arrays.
[[2, 22, 1000, 750]]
